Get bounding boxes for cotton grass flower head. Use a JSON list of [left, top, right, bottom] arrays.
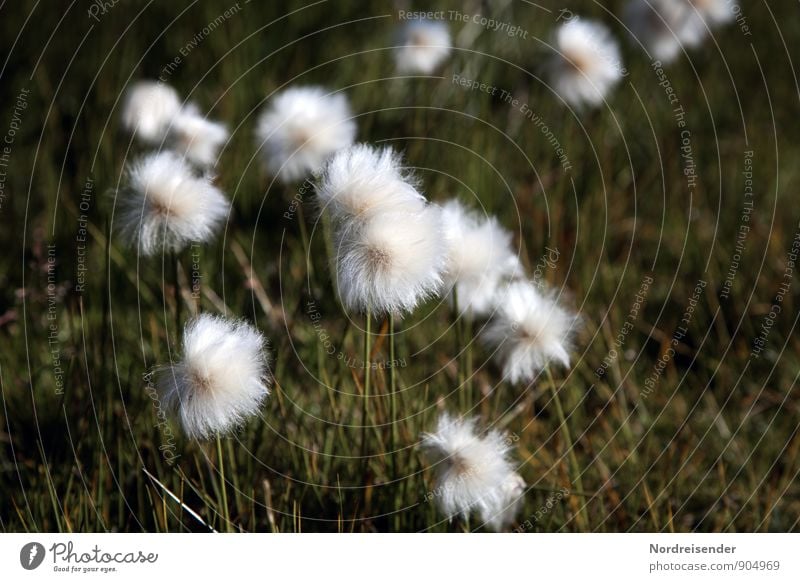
[[158, 314, 272, 440], [625, 0, 733, 62], [481, 280, 578, 384], [316, 144, 426, 224], [549, 18, 624, 109], [117, 151, 230, 256], [335, 205, 447, 315], [121, 81, 182, 143], [395, 18, 452, 74], [255, 86, 356, 183], [166, 106, 229, 167], [421, 413, 525, 531], [441, 199, 522, 317], [675, 0, 735, 48], [487, 471, 527, 531], [688, 0, 735, 25], [624, 0, 689, 63]]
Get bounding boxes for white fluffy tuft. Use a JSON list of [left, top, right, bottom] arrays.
[[256, 86, 356, 183], [121, 81, 181, 143], [624, 0, 733, 63], [624, 0, 688, 63], [441, 199, 522, 317], [166, 107, 229, 167], [690, 0, 736, 24], [550, 18, 624, 109], [395, 19, 452, 74], [158, 314, 272, 440], [481, 280, 578, 384], [117, 151, 230, 255], [675, 0, 736, 48], [316, 144, 426, 223], [421, 413, 525, 531], [335, 206, 447, 315]]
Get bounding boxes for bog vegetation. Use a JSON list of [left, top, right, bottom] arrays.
[[0, 0, 798, 532]]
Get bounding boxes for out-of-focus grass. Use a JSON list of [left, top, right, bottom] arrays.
[[1, 0, 799, 532]]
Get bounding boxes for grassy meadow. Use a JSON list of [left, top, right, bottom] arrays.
[[1, 0, 799, 532]]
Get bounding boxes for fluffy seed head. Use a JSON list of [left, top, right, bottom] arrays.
[[624, 0, 688, 63], [549, 18, 624, 109], [441, 200, 522, 317], [421, 413, 525, 531], [157, 314, 272, 440], [121, 81, 181, 143], [316, 144, 426, 223], [117, 151, 230, 255], [487, 471, 527, 531], [676, 0, 735, 48], [256, 86, 356, 183], [166, 107, 229, 167], [689, 0, 735, 25], [481, 280, 578, 384], [625, 0, 733, 63], [395, 19, 452, 74], [335, 206, 447, 315]]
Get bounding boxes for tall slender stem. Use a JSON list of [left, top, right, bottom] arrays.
[[545, 365, 588, 530], [453, 289, 466, 411], [389, 312, 400, 530], [389, 312, 399, 470], [360, 308, 371, 461], [465, 316, 473, 409], [216, 434, 232, 532], [172, 253, 181, 332], [191, 244, 201, 315], [295, 200, 315, 282]]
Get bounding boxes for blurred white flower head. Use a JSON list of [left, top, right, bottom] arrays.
[[395, 19, 452, 74], [550, 18, 624, 109], [316, 144, 426, 223], [625, 0, 734, 63], [121, 81, 182, 143], [256, 86, 356, 183], [481, 280, 578, 384], [118, 151, 230, 255], [488, 471, 527, 531], [441, 199, 522, 317], [624, 0, 688, 63], [158, 314, 272, 440], [689, 0, 736, 24], [421, 413, 525, 531], [166, 106, 229, 168], [676, 0, 735, 48], [335, 206, 447, 315]]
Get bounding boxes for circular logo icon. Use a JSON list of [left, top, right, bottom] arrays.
[[20, 542, 46, 570]]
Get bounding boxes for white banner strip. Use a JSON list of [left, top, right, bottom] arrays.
[[1, 533, 798, 580]]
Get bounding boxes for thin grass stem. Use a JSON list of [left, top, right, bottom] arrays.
[[216, 434, 232, 532], [360, 308, 372, 463], [544, 365, 588, 531]]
